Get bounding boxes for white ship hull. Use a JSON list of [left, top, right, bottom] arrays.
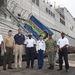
[[0, 0, 75, 47]]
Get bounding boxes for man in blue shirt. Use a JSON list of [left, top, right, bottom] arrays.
[[14, 28, 25, 69]]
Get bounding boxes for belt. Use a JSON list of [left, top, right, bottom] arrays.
[[6, 47, 13, 48], [38, 49, 43, 50], [26, 47, 34, 48], [16, 44, 23, 45]]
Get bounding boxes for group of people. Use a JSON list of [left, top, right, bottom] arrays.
[[0, 29, 69, 72], [3, 29, 25, 70]]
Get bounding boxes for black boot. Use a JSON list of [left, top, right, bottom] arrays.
[[50, 65, 54, 70], [48, 64, 54, 70], [47, 64, 52, 69]]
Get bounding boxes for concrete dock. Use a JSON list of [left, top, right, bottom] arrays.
[[0, 54, 75, 75]]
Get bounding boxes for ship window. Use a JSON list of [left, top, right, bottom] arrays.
[[49, 10, 50, 14], [60, 18, 65, 25], [36, 0, 39, 6], [46, 8, 55, 18], [51, 12, 53, 16], [51, 12, 55, 18], [60, 13, 65, 19], [46, 8, 48, 13], [53, 13, 55, 18], [32, 0, 39, 7], [32, 0, 35, 3]]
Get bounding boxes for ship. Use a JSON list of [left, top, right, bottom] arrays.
[[0, 0, 75, 55]]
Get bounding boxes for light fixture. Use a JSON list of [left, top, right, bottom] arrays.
[[50, 5, 52, 7]]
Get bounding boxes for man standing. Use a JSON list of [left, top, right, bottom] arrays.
[[57, 32, 69, 72], [14, 28, 25, 69], [36, 35, 45, 69], [0, 34, 3, 64], [3, 30, 15, 70], [25, 33, 36, 68], [46, 34, 57, 70]]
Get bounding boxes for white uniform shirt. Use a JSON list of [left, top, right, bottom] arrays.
[[36, 40, 46, 51], [25, 38, 36, 47], [57, 37, 69, 48], [0, 35, 3, 44]]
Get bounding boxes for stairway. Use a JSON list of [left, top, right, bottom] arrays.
[[0, 0, 53, 40], [0, 0, 35, 39]]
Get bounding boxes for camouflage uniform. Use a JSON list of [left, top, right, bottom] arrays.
[[46, 39, 57, 69]]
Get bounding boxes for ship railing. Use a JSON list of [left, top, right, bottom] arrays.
[[1, 0, 37, 40], [1, 6, 29, 35], [7, 0, 32, 20]]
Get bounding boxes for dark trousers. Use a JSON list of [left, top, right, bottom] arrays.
[[38, 50, 44, 68], [26, 47, 34, 68], [59, 48, 69, 70], [3, 47, 13, 69]]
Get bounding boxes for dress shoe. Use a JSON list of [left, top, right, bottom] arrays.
[[38, 67, 42, 69], [66, 69, 69, 72], [8, 67, 13, 69], [50, 67, 54, 70], [47, 66, 52, 69], [3, 68, 6, 70], [26, 66, 29, 68], [31, 66, 33, 69], [57, 68, 62, 71]]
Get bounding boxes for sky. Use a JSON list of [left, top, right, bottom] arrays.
[[46, 0, 75, 18]]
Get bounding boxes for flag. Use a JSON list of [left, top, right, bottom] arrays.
[[24, 15, 53, 40]]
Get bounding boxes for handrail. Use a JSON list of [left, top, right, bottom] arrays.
[[1, 0, 37, 40], [1, 6, 28, 33], [7, 0, 31, 20]]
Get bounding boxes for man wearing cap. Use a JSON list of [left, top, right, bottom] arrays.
[[3, 30, 15, 70], [14, 28, 25, 69], [25, 33, 36, 68], [57, 32, 69, 72], [46, 34, 57, 70]]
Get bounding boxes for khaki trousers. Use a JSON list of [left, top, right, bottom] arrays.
[[14, 44, 23, 68]]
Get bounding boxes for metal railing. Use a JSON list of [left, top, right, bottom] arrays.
[[1, 0, 37, 40], [7, 0, 32, 20]]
